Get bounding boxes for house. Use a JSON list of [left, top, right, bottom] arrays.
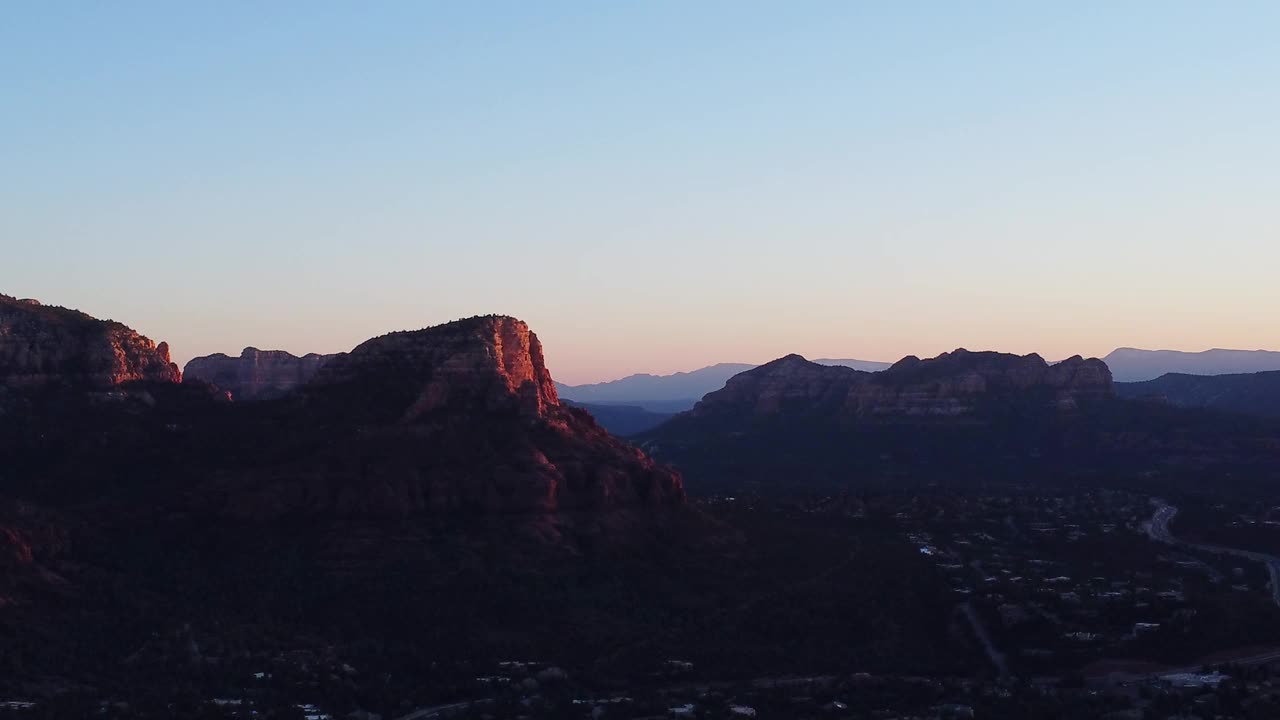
[[664, 659, 695, 674], [1159, 672, 1229, 689], [296, 704, 331, 720]]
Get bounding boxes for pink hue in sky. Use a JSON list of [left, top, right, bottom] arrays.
[[5, 4, 1278, 385], [33, 289, 1265, 386]]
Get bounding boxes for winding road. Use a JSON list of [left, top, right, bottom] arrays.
[[1145, 501, 1280, 607]]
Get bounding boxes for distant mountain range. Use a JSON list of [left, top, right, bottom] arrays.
[[1102, 347, 1280, 382], [636, 350, 1280, 495], [1116, 371, 1280, 419], [559, 349, 1280, 413], [556, 358, 892, 412]]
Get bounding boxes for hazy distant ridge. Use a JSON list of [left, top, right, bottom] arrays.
[[1103, 347, 1280, 382], [561, 348, 1280, 411], [557, 358, 892, 412]]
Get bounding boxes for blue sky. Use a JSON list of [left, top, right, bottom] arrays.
[[4, 2, 1277, 383]]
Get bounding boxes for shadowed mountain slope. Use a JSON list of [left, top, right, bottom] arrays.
[[0, 299, 976, 700], [640, 350, 1280, 496], [1116, 370, 1280, 419], [557, 358, 891, 412]]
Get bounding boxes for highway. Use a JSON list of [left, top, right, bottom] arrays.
[[1145, 501, 1280, 607], [394, 700, 487, 720], [960, 602, 1010, 678]]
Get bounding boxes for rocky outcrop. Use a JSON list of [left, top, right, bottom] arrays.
[[223, 315, 684, 517], [184, 348, 341, 400], [693, 354, 870, 417], [1044, 355, 1115, 402], [0, 294, 180, 389], [644, 349, 1132, 492], [310, 315, 560, 420], [0, 303, 708, 700], [851, 350, 1113, 416], [0, 300, 681, 519], [691, 349, 1113, 420]]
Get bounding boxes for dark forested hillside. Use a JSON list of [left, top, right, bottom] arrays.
[[640, 352, 1280, 497], [1116, 370, 1280, 419], [562, 400, 675, 436]]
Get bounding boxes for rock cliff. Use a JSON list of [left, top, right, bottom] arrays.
[[184, 347, 341, 400], [217, 315, 684, 517], [0, 304, 696, 697], [0, 299, 681, 518], [851, 350, 1113, 416], [693, 354, 870, 417], [0, 294, 180, 389], [643, 349, 1139, 493], [309, 314, 560, 420], [690, 349, 1113, 420]]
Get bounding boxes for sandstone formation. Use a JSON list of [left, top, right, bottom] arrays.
[[310, 315, 560, 420], [642, 349, 1137, 493], [0, 298, 681, 519], [226, 315, 684, 517], [691, 349, 1113, 420], [184, 347, 341, 400], [0, 294, 180, 389], [0, 303, 696, 698], [693, 354, 869, 417], [851, 350, 1113, 416]]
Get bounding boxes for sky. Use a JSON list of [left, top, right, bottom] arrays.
[[3, 2, 1278, 384]]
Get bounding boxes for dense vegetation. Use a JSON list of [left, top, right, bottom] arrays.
[[1116, 371, 1280, 419], [640, 397, 1280, 499]]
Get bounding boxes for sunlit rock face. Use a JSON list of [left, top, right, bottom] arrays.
[[225, 315, 683, 517], [0, 294, 181, 389], [184, 348, 341, 400], [313, 315, 560, 420], [0, 301, 681, 519]]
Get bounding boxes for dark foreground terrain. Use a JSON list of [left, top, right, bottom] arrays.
[[10, 490, 1280, 720], [5, 295, 1280, 719]]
